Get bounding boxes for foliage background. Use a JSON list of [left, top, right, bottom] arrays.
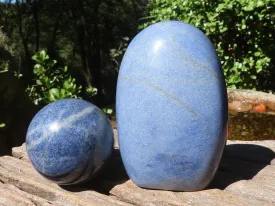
[[0, 0, 275, 154], [0, 0, 275, 110], [141, 0, 275, 92], [0, 0, 150, 154], [0, 0, 148, 109]]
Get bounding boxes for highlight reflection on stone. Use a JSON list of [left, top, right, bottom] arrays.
[[26, 99, 114, 185], [116, 21, 228, 191]]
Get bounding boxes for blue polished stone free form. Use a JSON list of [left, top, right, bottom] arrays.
[[26, 99, 114, 185], [116, 21, 228, 191]]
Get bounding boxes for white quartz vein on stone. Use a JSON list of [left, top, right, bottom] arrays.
[[119, 76, 200, 117], [27, 106, 95, 150]]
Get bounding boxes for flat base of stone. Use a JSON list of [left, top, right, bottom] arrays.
[[0, 134, 274, 205]]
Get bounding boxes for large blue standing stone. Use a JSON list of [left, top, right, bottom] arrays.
[[116, 21, 228, 191], [26, 99, 114, 185]]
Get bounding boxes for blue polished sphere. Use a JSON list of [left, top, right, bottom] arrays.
[[26, 99, 114, 185], [116, 21, 228, 191]]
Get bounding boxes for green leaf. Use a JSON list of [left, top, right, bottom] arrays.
[[254, 52, 261, 57], [41, 77, 50, 87], [102, 108, 113, 115], [40, 50, 49, 61], [60, 89, 67, 98], [36, 79, 42, 85], [47, 88, 62, 102], [28, 49, 82, 105], [63, 79, 73, 90], [86, 86, 98, 97], [0, 123, 5, 128]]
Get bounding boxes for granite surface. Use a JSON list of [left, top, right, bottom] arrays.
[[116, 21, 228, 191], [26, 99, 114, 185]]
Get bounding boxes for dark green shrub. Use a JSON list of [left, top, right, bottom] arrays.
[[141, 0, 275, 91], [27, 50, 82, 105], [0, 28, 15, 72]]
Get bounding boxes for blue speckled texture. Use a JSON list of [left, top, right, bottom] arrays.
[[116, 21, 228, 191], [26, 99, 114, 185]]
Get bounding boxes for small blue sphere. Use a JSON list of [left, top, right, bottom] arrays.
[[26, 99, 114, 185]]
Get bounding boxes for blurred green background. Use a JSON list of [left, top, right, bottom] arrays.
[[1, 0, 275, 108], [1, 0, 275, 153]]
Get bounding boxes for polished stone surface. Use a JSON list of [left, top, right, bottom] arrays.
[[26, 99, 114, 185], [116, 21, 228, 191]]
